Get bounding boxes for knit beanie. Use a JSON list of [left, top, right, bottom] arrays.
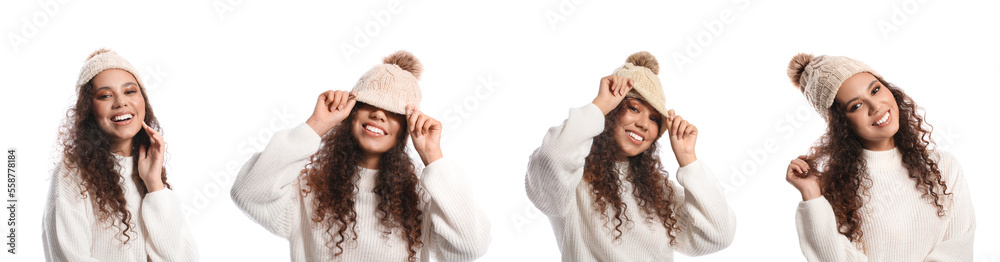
[[613, 51, 669, 138], [351, 50, 422, 115], [787, 53, 884, 121], [77, 49, 145, 90]]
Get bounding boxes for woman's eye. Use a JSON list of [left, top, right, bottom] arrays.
[[849, 103, 861, 112], [125, 89, 137, 95], [628, 106, 638, 112], [872, 86, 880, 95], [650, 117, 660, 124]]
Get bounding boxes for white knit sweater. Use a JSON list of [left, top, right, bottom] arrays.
[[795, 148, 975, 261], [42, 154, 199, 262], [231, 123, 490, 262], [524, 103, 737, 262]]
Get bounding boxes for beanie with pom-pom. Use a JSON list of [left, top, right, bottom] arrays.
[[613, 51, 669, 138], [786, 53, 883, 121], [76, 48, 145, 91], [351, 50, 423, 115]]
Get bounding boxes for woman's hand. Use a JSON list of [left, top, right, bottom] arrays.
[[665, 110, 698, 167], [138, 122, 166, 192], [786, 155, 822, 201], [406, 105, 443, 166], [306, 90, 358, 136], [592, 75, 634, 115]]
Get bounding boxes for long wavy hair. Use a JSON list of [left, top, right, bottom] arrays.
[[583, 99, 679, 244], [806, 82, 948, 242], [58, 51, 169, 244], [300, 102, 423, 261]]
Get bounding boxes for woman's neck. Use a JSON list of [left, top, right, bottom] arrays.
[[863, 137, 896, 151], [361, 152, 381, 169], [111, 138, 132, 156]]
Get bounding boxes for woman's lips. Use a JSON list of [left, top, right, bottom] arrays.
[[872, 110, 891, 127], [111, 113, 134, 126], [362, 123, 387, 137], [626, 130, 644, 145]]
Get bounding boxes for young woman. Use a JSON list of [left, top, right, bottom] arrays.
[[784, 53, 975, 261], [525, 51, 736, 261], [231, 51, 490, 262], [43, 49, 198, 261]]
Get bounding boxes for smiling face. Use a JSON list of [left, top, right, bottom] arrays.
[[834, 72, 900, 150], [350, 103, 405, 156], [90, 69, 146, 149], [613, 98, 662, 158]]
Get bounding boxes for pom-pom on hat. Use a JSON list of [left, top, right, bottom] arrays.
[[77, 49, 145, 91], [351, 50, 423, 115], [613, 51, 669, 138], [787, 53, 884, 121]]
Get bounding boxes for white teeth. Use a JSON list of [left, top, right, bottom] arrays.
[[113, 114, 133, 122], [627, 131, 644, 142], [874, 111, 890, 126], [365, 125, 386, 135]]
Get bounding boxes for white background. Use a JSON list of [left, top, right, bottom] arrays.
[[2, 0, 998, 261]]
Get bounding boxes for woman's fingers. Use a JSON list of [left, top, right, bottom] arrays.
[[670, 115, 684, 137], [407, 108, 420, 135], [415, 113, 429, 137], [423, 116, 439, 135], [344, 96, 356, 112], [339, 91, 352, 110], [790, 159, 810, 175], [323, 91, 336, 112], [141, 122, 166, 160], [679, 121, 693, 139], [142, 122, 159, 144]]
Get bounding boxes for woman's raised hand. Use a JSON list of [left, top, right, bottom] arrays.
[[406, 104, 443, 166], [786, 155, 822, 201], [665, 110, 698, 167], [592, 75, 634, 115], [137, 121, 166, 192], [306, 90, 358, 136]]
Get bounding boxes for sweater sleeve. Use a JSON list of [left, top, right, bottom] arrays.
[[524, 103, 605, 218], [141, 189, 199, 261], [42, 165, 100, 262], [671, 160, 737, 256], [925, 152, 975, 262], [420, 158, 492, 261], [795, 196, 869, 262], [230, 123, 321, 238]]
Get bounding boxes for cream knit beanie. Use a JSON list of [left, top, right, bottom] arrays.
[[351, 50, 422, 115], [787, 53, 884, 120], [613, 51, 669, 138], [77, 49, 145, 90]]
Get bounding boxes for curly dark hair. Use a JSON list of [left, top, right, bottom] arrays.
[[58, 62, 169, 244], [806, 82, 948, 242], [583, 99, 679, 244], [300, 102, 423, 261]]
